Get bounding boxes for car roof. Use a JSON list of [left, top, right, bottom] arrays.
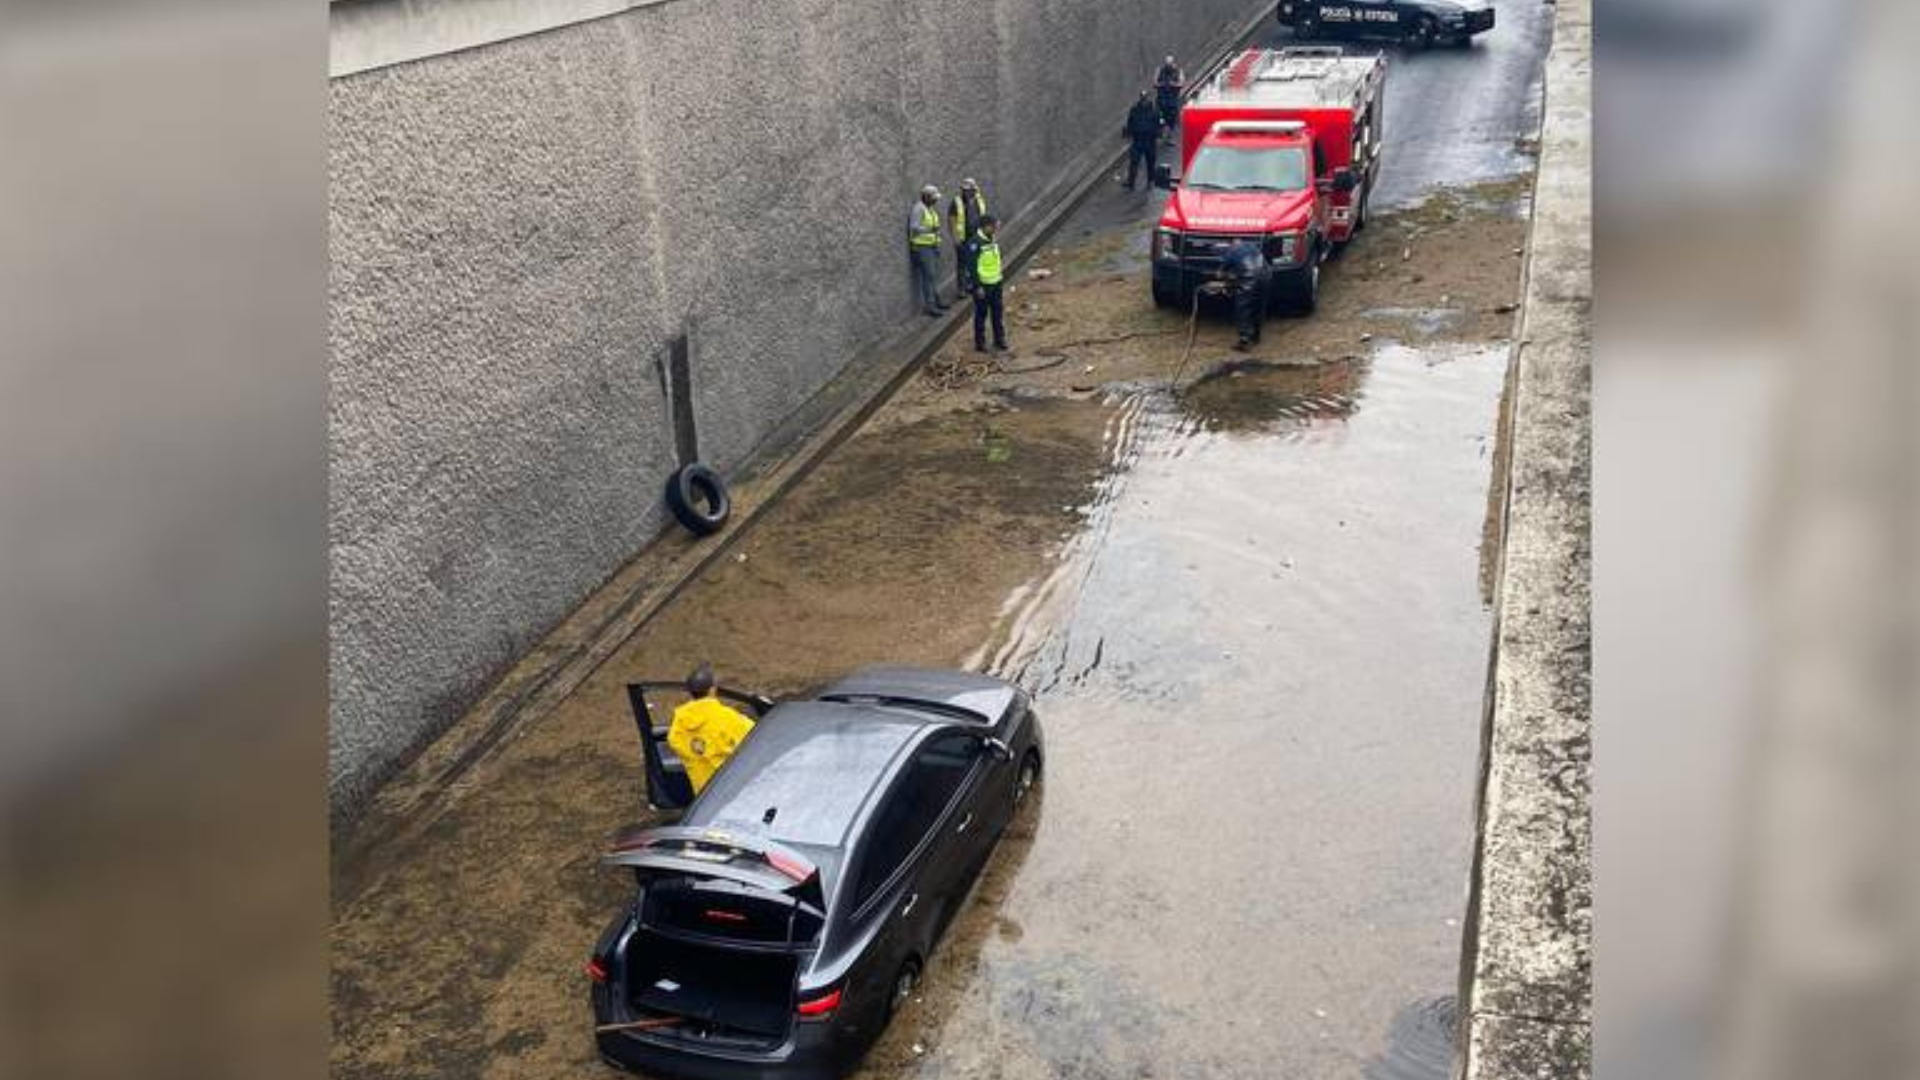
[[818, 665, 1018, 725], [685, 701, 930, 854]]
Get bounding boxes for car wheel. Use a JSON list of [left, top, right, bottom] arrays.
[[1406, 17, 1436, 50], [1014, 752, 1041, 807], [1151, 279, 1177, 309], [1296, 17, 1318, 39], [887, 960, 921, 1021], [664, 462, 730, 536]]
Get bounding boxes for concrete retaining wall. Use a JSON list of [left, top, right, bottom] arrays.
[[1454, 0, 1591, 1075], [329, 0, 1265, 811]]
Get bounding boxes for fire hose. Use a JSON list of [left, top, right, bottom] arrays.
[[1168, 277, 1233, 394]]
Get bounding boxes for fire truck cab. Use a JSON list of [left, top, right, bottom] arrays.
[[1151, 47, 1386, 314]]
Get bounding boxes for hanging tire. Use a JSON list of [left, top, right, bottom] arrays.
[[664, 462, 730, 537]]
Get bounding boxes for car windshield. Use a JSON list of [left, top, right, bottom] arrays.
[[1185, 145, 1309, 191]]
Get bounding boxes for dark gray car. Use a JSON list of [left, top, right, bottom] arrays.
[[588, 667, 1044, 1080]]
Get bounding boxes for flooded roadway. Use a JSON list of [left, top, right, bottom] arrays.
[[333, 9, 1552, 1079]]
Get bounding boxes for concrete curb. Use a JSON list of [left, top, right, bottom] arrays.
[[1455, 0, 1592, 1075], [333, 0, 1280, 897]]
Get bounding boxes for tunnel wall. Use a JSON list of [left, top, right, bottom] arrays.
[[329, 0, 1266, 812]]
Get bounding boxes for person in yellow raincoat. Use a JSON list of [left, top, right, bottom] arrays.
[[667, 662, 756, 794]]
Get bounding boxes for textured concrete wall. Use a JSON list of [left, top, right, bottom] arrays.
[[1455, 0, 1592, 1075], [329, 0, 1263, 810]]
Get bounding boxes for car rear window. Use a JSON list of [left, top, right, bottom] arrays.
[[701, 728, 910, 847]]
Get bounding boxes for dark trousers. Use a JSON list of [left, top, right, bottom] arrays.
[[1126, 138, 1157, 189], [956, 239, 978, 293], [1233, 278, 1266, 344], [1157, 89, 1180, 130], [973, 283, 1006, 349]]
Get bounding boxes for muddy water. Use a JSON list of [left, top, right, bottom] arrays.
[[856, 347, 1505, 1080]]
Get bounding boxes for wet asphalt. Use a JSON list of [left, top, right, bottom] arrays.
[[332, 6, 1554, 1078]]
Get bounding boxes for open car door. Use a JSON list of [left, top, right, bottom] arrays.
[[625, 682, 775, 813]]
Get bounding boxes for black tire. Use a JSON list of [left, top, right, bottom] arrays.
[[1353, 185, 1370, 234], [1152, 279, 1177, 309], [1281, 251, 1320, 315], [664, 462, 730, 537], [1014, 751, 1041, 807], [1296, 17, 1318, 39], [1406, 17, 1436, 49], [886, 960, 921, 1021]]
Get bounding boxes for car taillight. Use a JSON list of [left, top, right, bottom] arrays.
[[703, 908, 749, 924], [765, 850, 811, 882], [585, 957, 609, 983], [795, 987, 842, 1019]]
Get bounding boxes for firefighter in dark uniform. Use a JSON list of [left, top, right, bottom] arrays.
[[1155, 56, 1184, 134], [1124, 91, 1161, 191], [1221, 238, 1270, 351], [969, 216, 1008, 353]]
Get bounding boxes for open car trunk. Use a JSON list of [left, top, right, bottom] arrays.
[[623, 928, 800, 1043], [604, 828, 827, 1047]]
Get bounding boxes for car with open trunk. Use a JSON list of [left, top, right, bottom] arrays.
[[588, 667, 1044, 1080]]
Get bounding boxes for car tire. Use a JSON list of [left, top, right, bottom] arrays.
[[1406, 17, 1436, 49], [886, 960, 921, 1021], [1290, 253, 1320, 315], [1296, 17, 1318, 39], [1152, 279, 1178, 309], [664, 462, 730, 537], [1014, 751, 1041, 808]]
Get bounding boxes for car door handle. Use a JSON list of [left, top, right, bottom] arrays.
[[956, 812, 974, 835], [900, 893, 919, 918]]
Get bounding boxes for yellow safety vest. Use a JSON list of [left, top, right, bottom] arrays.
[[950, 192, 986, 242], [975, 240, 1004, 286], [911, 203, 940, 247]]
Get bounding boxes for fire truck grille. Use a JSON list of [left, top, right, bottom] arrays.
[[1179, 232, 1244, 267]]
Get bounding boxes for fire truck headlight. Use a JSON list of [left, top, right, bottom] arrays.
[[1268, 232, 1300, 264], [1154, 228, 1182, 263]]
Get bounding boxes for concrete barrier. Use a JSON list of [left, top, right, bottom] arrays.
[[1454, 0, 1592, 1074], [328, 0, 1275, 818]]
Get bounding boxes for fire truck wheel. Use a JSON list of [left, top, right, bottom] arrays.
[[1152, 280, 1184, 310], [664, 462, 731, 537], [1405, 17, 1437, 50]]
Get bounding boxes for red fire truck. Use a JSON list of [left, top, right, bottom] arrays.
[[1151, 46, 1387, 313]]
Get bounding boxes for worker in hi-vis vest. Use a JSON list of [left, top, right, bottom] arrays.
[[968, 215, 1008, 354], [908, 185, 947, 316], [666, 662, 756, 794], [949, 178, 988, 295]]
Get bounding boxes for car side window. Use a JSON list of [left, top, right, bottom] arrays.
[[852, 733, 980, 910]]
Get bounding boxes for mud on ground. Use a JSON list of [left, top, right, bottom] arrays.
[[890, 178, 1530, 426]]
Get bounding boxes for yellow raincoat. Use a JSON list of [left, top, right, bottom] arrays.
[[667, 696, 756, 793]]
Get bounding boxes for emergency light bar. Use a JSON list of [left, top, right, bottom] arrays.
[[1210, 120, 1307, 135]]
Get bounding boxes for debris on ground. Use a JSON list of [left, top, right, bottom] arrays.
[[1028, 268, 1054, 280]]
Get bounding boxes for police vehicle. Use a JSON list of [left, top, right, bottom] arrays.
[[1276, 0, 1495, 48]]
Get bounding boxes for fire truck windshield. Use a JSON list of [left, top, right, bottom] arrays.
[[1184, 144, 1309, 192]]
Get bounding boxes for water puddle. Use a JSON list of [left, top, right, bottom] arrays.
[[867, 342, 1508, 1078], [1361, 306, 1473, 337], [1364, 997, 1459, 1080]]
